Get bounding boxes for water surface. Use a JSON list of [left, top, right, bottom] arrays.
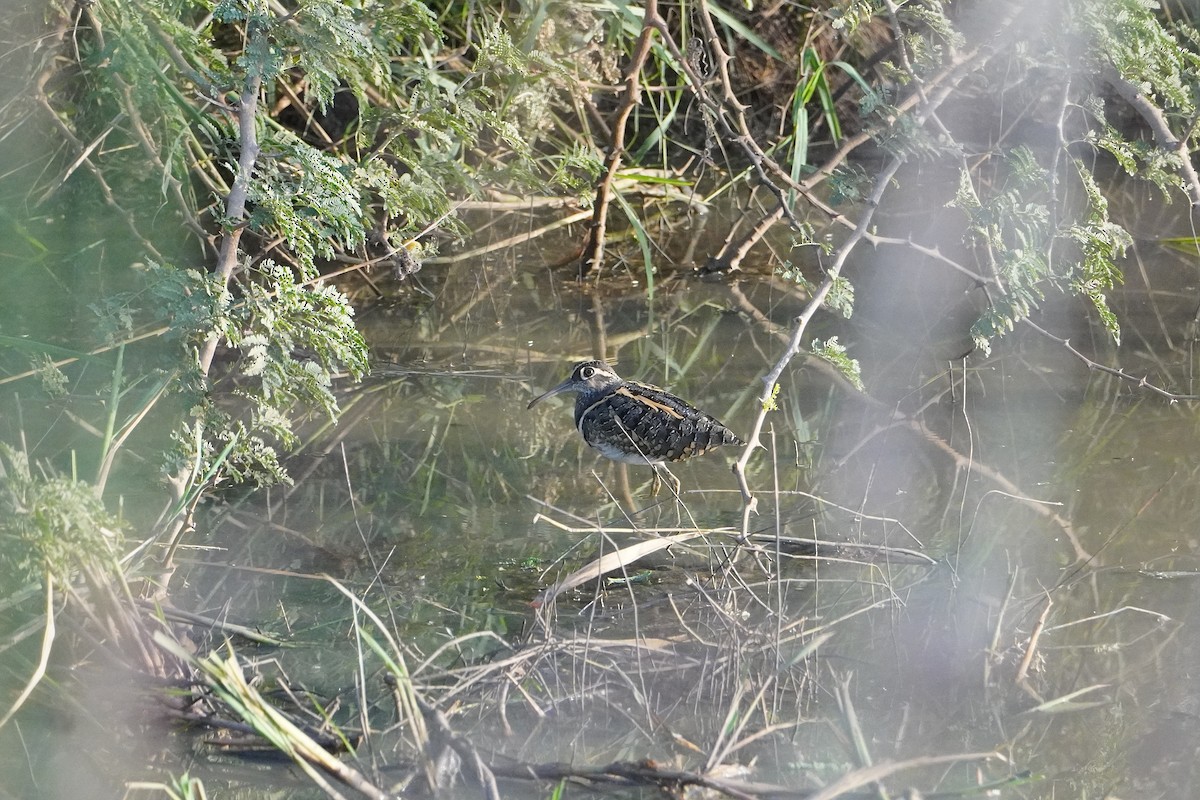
[[3, 140, 1200, 800]]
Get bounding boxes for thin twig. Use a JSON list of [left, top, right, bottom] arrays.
[[734, 154, 904, 535], [579, 0, 660, 275], [1023, 318, 1200, 402], [1014, 592, 1052, 701]]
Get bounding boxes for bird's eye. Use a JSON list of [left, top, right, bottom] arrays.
[[580, 366, 595, 379]]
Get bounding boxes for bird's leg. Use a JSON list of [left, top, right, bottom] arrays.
[[663, 466, 681, 498], [647, 466, 680, 498]]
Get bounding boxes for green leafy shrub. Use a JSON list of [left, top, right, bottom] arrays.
[[0, 446, 121, 586]]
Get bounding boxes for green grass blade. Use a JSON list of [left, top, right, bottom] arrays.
[[707, 2, 782, 59], [613, 190, 655, 300]]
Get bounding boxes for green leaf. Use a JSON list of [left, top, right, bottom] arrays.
[[810, 337, 863, 391]]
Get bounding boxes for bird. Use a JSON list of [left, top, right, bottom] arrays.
[[527, 360, 743, 495]]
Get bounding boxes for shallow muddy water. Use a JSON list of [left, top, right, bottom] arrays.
[[5, 159, 1200, 799]]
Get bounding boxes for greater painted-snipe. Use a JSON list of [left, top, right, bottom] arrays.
[[527, 360, 743, 494]]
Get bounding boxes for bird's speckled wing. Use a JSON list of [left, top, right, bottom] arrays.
[[576, 381, 743, 464]]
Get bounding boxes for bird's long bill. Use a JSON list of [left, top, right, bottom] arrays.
[[527, 379, 573, 410]]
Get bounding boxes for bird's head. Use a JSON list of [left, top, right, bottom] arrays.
[[527, 360, 622, 409]]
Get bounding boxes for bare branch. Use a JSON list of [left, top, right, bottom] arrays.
[[1102, 63, 1200, 207]]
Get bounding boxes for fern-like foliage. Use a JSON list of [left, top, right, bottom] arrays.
[[0, 446, 122, 586], [950, 149, 1056, 353], [823, 276, 856, 320], [830, 0, 883, 35], [138, 256, 368, 487], [1078, 0, 1200, 112], [953, 139, 1136, 354], [248, 131, 367, 268], [206, 259, 368, 471], [1066, 161, 1132, 344], [1088, 120, 1187, 197], [1077, 0, 1200, 193], [811, 337, 864, 391]]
